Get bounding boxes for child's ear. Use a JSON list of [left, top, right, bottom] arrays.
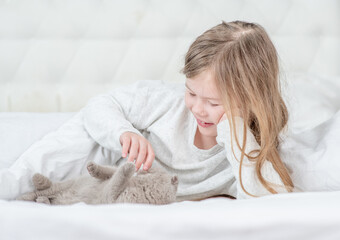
[[171, 176, 178, 185]]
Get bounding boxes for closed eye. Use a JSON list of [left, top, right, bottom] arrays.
[[189, 92, 196, 97], [209, 102, 220, 107]]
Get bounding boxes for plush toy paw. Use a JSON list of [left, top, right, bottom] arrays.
[[36, 196, 51, 204], [87, 161, 99, 177], [17, 192, 37, 202], [33, 173, 51, 190], [122, 162, 135, 177]]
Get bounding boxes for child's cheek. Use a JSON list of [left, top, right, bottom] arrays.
[[184, 94, 192, 109]]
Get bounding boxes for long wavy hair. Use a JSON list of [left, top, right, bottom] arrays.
[[182, 20, 294, 196]]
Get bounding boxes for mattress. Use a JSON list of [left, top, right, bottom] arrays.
[[1, 191, 340, 240]]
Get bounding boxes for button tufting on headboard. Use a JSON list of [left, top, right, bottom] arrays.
[[0, 0, 339, 111]]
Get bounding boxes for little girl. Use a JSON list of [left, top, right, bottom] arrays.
[[0, 20, 294, 200]]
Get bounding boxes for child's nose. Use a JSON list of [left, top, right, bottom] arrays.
[[192, 101, 206, 117]]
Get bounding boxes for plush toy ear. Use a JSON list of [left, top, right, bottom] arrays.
[[171, 176, 178, 185]]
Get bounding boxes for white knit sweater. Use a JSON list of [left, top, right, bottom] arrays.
[[83, 80, 286, 200]]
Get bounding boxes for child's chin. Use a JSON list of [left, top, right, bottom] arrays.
[[198, 126, 217, 137]]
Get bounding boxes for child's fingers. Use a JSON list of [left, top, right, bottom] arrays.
[[127, 138, 139, 163], [135, 141, 147, 171], [121, 136, 131, 158], [143, 144, 155, 171]]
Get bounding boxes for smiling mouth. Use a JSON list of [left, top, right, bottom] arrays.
[[196, 118, 214, 127], [198, 119, 211, 124]]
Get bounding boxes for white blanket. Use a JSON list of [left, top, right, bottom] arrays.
[[1, 191, 340, 240]]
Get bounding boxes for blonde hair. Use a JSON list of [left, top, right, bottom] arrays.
[[182, 20, 294, 196]]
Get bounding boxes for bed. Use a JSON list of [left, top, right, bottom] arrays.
[[1, 0, 340, 239]]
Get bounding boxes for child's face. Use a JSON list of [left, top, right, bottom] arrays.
[[185, 69, 225, 138]]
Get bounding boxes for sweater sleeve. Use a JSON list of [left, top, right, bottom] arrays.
[[82, 80, 151, 153], [216, 117, 287, 199], [83, 80, 181, 153]]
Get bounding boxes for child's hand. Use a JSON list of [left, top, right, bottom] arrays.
[[119, 132, 155, 171]]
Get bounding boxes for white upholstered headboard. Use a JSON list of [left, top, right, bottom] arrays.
[[0, 0, 339, 112]]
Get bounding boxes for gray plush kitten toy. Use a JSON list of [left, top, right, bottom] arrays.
[[17, 162, 178, 205]]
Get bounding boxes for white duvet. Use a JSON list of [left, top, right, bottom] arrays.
[[1, 191, 340, 240], [1, 73, 340, 239]]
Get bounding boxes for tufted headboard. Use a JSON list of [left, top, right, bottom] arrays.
[[0, 0, 339, 112]]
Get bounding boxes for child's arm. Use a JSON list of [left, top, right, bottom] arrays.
[[82, 80, 151, 153], [216, 117, 288, 199], [82, 80, 179, 155]]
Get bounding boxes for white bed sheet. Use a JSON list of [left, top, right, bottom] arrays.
[[1, 191, 340, 240]]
